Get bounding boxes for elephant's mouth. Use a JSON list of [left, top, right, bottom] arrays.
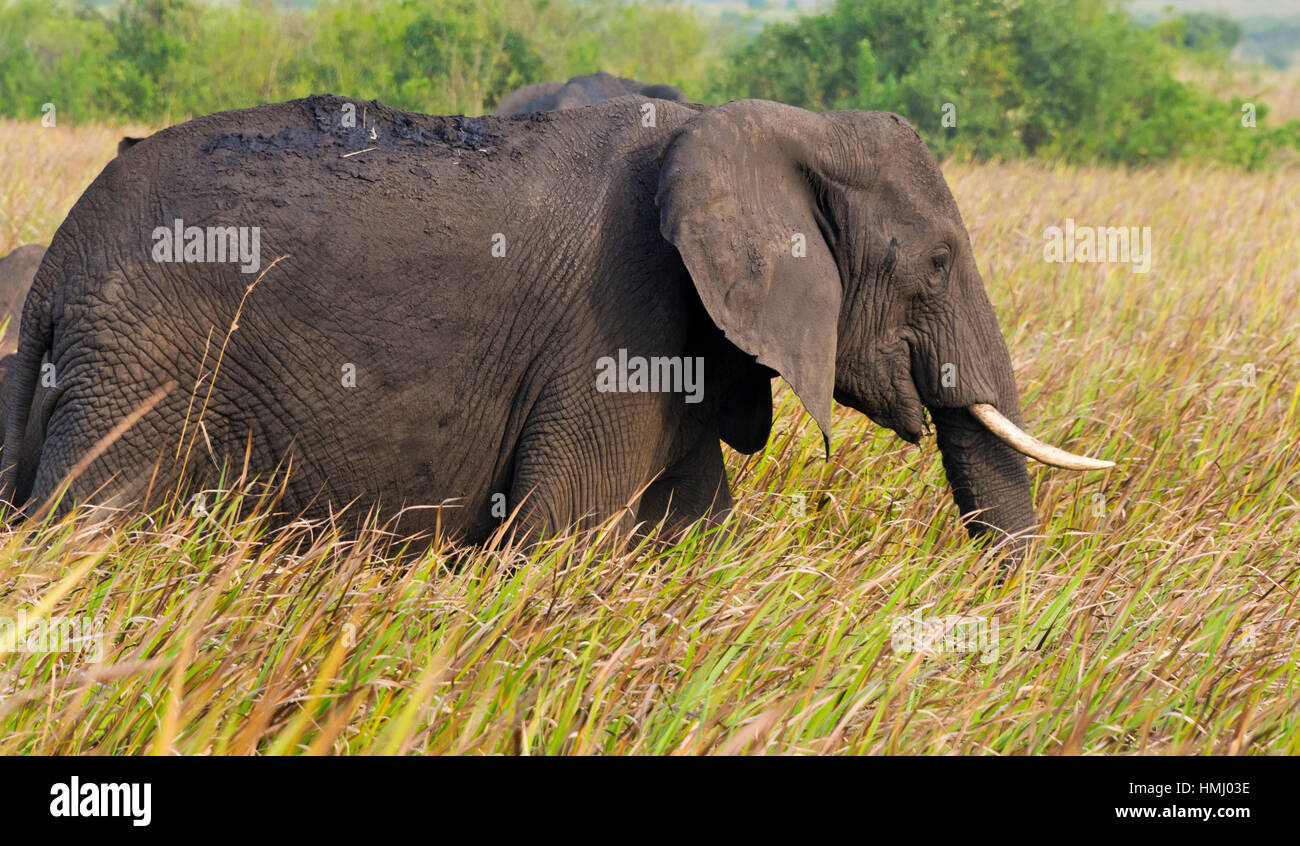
[[834, 337, 927, 444], [841, 336, 1113, 471]]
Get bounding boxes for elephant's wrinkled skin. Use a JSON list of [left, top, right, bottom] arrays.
[[0, 244, 44, 356], [0, 244, 47, 498], [494, 71, 687, 116], [4, 94, 1078, 549]]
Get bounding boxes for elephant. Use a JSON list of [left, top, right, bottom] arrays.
[[494, 71, 687, 116], [0, 244, 47, 496], [0, 94, 1111, 553], [0, 244, 44, 356]]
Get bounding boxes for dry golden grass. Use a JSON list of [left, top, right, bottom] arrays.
[[0, 119, 154, 252], [0, 120, 1296, 754]]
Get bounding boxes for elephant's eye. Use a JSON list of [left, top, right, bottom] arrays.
[[930, 249, 951, 283]]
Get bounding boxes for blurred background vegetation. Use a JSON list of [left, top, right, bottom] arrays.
[[2, 0, 1298, 167]]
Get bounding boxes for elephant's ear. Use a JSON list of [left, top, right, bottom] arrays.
[[657, 100, 841, 455]]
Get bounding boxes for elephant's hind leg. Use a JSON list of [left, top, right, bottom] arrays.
[[25, 377, 201, 519]]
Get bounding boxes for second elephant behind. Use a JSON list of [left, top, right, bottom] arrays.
[[494, 72, 687, 116], [0, 244, 47, 498]]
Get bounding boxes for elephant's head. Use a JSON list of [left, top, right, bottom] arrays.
[[657, 100, 1110, 551]]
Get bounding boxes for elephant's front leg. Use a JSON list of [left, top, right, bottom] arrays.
[[636, 431, 731, 534], [501, 387, 663, 541]]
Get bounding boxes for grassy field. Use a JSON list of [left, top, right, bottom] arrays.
[[0, 119, 1296, 755]]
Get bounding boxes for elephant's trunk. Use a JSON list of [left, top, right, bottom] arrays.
[[915, 255, 1113, 560], [930, 404, 1037, 557]]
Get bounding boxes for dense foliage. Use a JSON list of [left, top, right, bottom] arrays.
[[1150, 12, 1243, 54], [0, 0, 1296, 166], [720, 0, 1299, 166], [0, 0, 712, 120]]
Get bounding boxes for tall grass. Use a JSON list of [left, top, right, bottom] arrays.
[[0, 120, 151, 248], [0, 122, 1296, 755]]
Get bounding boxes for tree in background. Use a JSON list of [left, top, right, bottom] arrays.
[[0, 0, 712, 120], [0, 0, 1294, 167], [718, 0, 1298, 166], [1160, 12, 1243, 54]]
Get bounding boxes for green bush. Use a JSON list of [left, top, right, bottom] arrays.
[[1151, 12, 1243, 54], [0, 0, 712, 120], [717, 0, 1300, 167], [0, 0, 1294, 167]]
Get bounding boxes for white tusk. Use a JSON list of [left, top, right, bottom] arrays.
[[968, 403, 1115, 471]]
